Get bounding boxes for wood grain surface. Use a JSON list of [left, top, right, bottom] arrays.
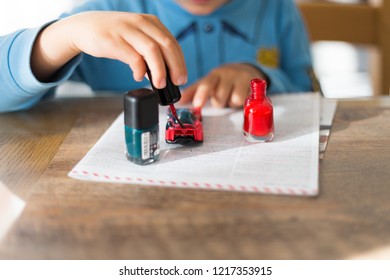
[[0, 97, 123, 199], [0, 97, 389, 259]]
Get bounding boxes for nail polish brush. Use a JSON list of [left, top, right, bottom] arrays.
[[146, 66, 184, 128]]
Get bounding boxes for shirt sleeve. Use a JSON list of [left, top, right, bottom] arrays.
[[256, 64, 308, 94], [249, 0, 313, 94], [0, 25, 82, 113], [237, 59, 299, 93], [224, 1, 313, 94], [268, 0, 313, 93]]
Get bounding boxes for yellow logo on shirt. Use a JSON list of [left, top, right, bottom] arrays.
[[257, 48, 279, 68]]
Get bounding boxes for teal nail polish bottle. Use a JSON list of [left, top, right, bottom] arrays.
[[124, 89, 159, 165]]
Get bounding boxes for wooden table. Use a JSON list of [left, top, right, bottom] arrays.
[[0, 96, 389, 259]]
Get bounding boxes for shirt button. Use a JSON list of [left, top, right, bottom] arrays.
[[203, 23, 214, 33]]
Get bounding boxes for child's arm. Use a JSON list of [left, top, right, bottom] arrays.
[[31, 12, 187, 89], [0, 11, 187, 113], [0, 26, 64, 113]]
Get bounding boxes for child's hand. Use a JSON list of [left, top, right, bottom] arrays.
[[32, 11, 187, 88], [180, 64, 265, 108]]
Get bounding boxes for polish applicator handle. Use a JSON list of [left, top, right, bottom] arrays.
[[146, 65, 184, 128], [146, 65, 181, 106]]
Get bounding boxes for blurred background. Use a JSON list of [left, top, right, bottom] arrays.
[[0, 0, 385, 98]]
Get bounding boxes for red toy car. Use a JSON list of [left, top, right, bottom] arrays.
[[165, 107, 203, 144]]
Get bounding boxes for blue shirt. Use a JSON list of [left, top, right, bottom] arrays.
[[0, 0, 313, 112]]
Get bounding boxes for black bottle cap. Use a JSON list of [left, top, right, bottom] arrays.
[[124, 89, 159, 130], [147, 66, 181, 106]]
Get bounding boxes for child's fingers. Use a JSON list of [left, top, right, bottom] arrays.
[[228, 81, 249, 108], [163, 46, 187, 87], [180, 83, 197, 104], [71, 12, 186, 88], [121, 29, 167, 88], [192, 75, 219, 107], [116, 37, 146, 81], [140, 16, 187, 86], [211, 78, 234, 108]]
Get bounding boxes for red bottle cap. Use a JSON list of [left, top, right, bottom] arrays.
[[250, 79, 267, 99]]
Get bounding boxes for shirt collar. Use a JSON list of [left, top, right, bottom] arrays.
[[156, 0, 198, 38], [157, 0, 260, 42], [216, 0, 263, 43]]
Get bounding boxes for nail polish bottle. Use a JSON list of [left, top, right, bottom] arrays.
[[124, 89, 160, 165], [243, 79, 274, 142]]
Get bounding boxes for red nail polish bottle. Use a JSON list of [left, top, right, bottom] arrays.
[[243, 79, 274, 142]]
